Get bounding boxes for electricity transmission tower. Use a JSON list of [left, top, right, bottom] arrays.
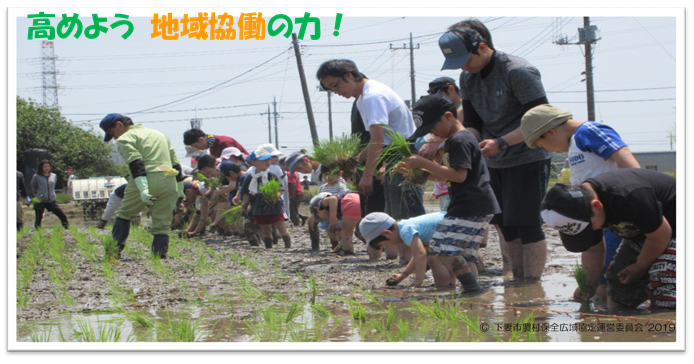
[[41, 41, 60, 110]]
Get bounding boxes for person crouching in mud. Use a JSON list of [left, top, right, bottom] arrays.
[[309, 191, 362, 255]]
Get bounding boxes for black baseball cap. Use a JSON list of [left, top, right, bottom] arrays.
[[408, 94, 457, 141], [541, 184, 603, 253], [428, 77, 457, 94]]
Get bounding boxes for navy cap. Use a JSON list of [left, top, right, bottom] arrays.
[[219, 161, 241, 177], [438, 28, 485, 70], [409, 95, 458, 141], [100, 113, 122, 142]]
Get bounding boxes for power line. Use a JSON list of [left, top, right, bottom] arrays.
[[127, 47, 291, 116]]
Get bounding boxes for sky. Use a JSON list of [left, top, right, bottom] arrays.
[[3, 0, 690, 358], [11, 7, 682, 168]]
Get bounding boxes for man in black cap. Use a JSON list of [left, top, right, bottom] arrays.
[[541, 168, 676, 309], [438, 23, 552, 281], [100, 113, 185, 258]]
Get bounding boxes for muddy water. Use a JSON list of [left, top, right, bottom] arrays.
[[15, 203, 676, 343]]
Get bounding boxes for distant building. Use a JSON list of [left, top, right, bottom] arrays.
[[633, 151, 676, 173]]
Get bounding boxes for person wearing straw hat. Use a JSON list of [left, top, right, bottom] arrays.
[[521, 103, 641, 303]]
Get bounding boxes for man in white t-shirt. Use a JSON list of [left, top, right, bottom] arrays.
[[317, 59, 425, 264]]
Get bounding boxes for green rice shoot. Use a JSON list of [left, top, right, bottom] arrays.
[[572, 263, 593, 313], [310, 133, 364, 172], [260, 179, 281, 204], [378, 125, 429, 185], [221, 205, 244, 226]]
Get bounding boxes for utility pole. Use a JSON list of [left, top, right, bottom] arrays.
[[261, 105, 272, 143], [292, 33, 319, 146], [390, 32, 420, 108], [273, 97, 279, 150], [318, 85, 334, 140], [554, 17, 600, 121]]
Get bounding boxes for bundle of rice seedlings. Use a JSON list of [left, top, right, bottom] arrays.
[[572, 263, 593, 313], [260, 179, 281, 204], [221, 205, 244, 226], [311, 133, 364, 179], [379, 126, 430, 186]]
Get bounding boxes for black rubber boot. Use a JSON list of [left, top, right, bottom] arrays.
[[111, 218, 131, 255], [17, 222, 23, 231], [272, 226, 280, 246], [309, 224, 320, 251], [456, 272, 481, 292], [282, 235, 292, 248], [262, 237, 273, 249], [152, 234, 169, 259], [244, 222, 260, 246]]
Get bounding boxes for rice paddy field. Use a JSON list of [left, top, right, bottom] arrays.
[[12, 204, 677, 346]]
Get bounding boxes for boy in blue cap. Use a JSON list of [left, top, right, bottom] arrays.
[[100, 113, 185, 258], [241, 149, 291, 249]]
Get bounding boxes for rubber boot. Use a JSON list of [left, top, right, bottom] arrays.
[[309, 224, 320, 251], [272, 226, 280, 246], [17, 222, 23, 231], [263, 237, 273, 249], [282, 235, 292, 249], [111, 218, 131, 257], [152, 234, 169, 259], [244, 222, 259, 246], [96, 219, 107, 229], [456, 272, 481, 292]]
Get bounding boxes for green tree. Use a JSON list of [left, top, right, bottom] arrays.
[[16, 97, 125, 187]]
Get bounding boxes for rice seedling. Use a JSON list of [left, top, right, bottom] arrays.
[[386, 318, 416, 342], [505, 312, 542, 342], [159, 309, 202, 342], [378, 126, 430, 186], [73, 317, 128, 342], [29, 326, 53, 342], [572, 263, 593, 313], [148, 253, 173, 280], [310, 133, 364, 178], [70, 227, 99, 263], [220, 205, 244, 227], [120, 309, 155, 328], [101, 235, 120, 264], [285, 303, 303, 323], [334, 297, 367, 323], [259, 179, 282, 204], [310, 303, 331, 318]]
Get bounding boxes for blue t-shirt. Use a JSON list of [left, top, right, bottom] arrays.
[[397, 212, 446, 246], [569, 121, 628, 185]]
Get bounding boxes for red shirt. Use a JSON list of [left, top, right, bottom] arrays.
[[286, 171, 302, 195], [207, 135, 249, 158]]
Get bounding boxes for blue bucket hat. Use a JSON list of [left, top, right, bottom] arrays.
[[100, 113, 122, 142]]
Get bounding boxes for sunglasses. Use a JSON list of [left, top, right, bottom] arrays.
[[427, 84, 450, 95]]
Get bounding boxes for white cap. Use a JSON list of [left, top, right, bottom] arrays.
[[257, 143, 283, 157]]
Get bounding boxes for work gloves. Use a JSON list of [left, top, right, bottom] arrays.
[[134, 176, 156, 205]]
